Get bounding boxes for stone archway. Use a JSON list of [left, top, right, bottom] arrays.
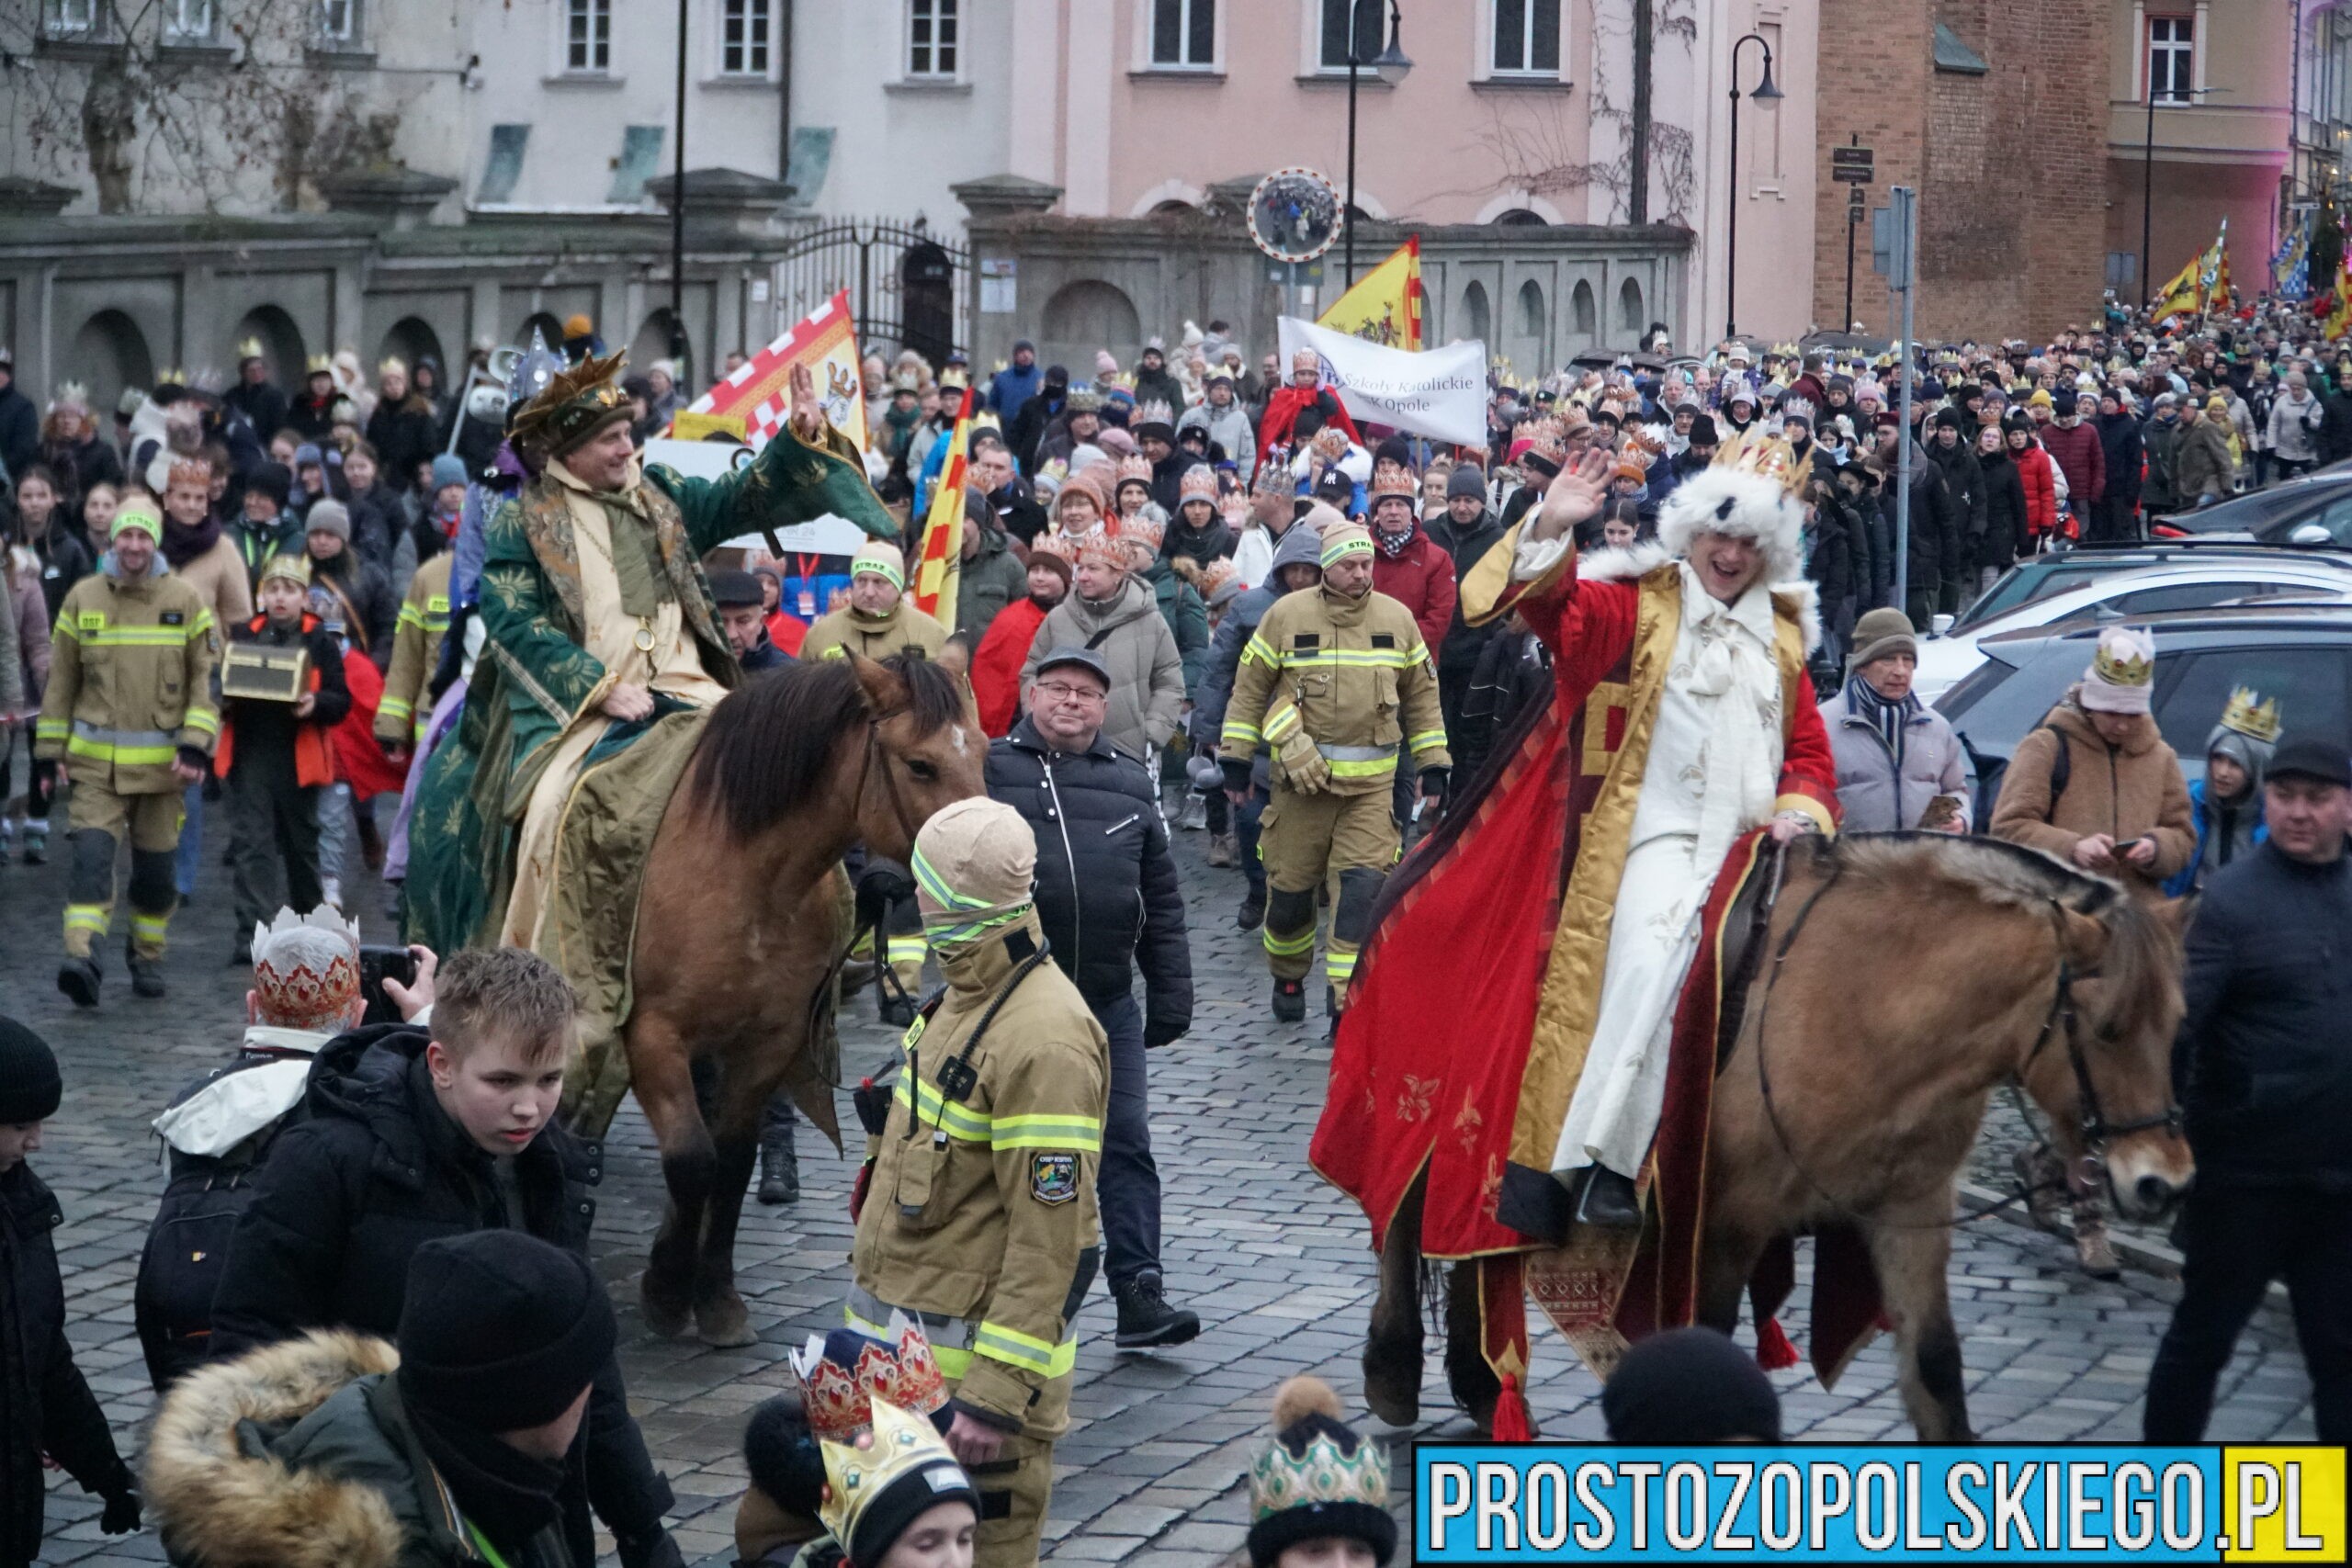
[[378, 316, 447, 384], [69, 309, 154, 417], [232, 304, 307, 391], [1038, 279, 1140, 379]]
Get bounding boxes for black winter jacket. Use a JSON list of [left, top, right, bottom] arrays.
[[1425, 506, 1508, 681], [2098, 412, 2144, 505], [986, 718, 1193, 1044], [208, 1026, 673, 1547], [1927, 435, 1985, 557], [2177, 842, 2352, 1187], [3, 1162, 134, 1564], [1976, 450, 2030, 572]]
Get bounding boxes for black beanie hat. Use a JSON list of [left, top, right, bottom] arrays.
[[248, 461, 292, 509], [1373, 434, 1415, 472], [1687, 412, 1720, 446], [1601, 1326, 1783, 1444], [396, 1231, 616, 1432], [743, 1395, 828, 1522], [0, 1017, 62, 1124]]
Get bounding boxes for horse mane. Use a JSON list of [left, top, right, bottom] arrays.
[[685, 653, 963, 842], [1821, 832, 2178, 1040]]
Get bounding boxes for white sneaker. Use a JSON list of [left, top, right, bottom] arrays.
[[322, 876, 345, 909]]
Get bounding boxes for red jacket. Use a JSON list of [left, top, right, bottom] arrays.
[[2037, 419, 2105, 519], [1370, 526, 1459, 654], [2015, 444, 2061, 538], [971, 596, 1048, 736], [1258, 385, 1361, 455]]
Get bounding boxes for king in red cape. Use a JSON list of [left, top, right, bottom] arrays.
[[1311, 431, 1841, 1414]]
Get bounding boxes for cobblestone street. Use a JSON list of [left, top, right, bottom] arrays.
[[3, 807, 2323, 1567]]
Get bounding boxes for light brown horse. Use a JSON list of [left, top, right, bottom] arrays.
[[626, 649, 983, 1346], [1368, 831, 2194, 1440]]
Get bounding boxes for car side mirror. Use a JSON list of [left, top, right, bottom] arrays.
[[2289, 523, 2335, 547], [1930, 614, 1954, 635]]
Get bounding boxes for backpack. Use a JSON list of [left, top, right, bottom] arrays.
[[133, 1051, 314, 1392], [1962, 722, 2069, 837]]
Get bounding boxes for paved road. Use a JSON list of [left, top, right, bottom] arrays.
[[5, 799, 2320, 1568]]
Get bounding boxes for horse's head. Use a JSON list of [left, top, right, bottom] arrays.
[[848, 647, 985, 863], [2036, 893, 2196, 1222]]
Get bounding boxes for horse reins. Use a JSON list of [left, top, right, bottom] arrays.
[[857, 707, 923, 850], [1747, 852, 2177, 1232]]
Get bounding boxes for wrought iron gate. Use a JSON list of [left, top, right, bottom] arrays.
[[775, 219, 969, 367]]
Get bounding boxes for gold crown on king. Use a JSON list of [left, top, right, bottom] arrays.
[[788, 1315, 949, 1446], [1712, 426, 1812, 497], [2221, 685, 2282, 744], [259, 553, 313, 589], [818, 1396, 967, 1549], [1249, 1423, 1388, 1524]]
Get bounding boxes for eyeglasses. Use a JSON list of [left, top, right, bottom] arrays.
[[1035, 682, 1107, 705]]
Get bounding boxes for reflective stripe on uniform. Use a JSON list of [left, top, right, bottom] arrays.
[[1326, 949, 1359, 983], [886, 935, 930, 964], [1241, 633, 1280, 670], [1263, 924, 1317, 957], [1273, 648, 1419, 670], [35, 718, 67, 743], [846, 1294, 1079, 1380], [1262, 705, 1302, 742], [62, 611, 214, 648], [973, 1320, 1078, 1378], [894, 1073, 993, 1143], [1408, 728, 1447, 755], [182, 705, 220, 738], [890, 1071, 1103, 1151], [68, 722, 177, 766], [131, 911, 170, 943], [63, 905, 110, 936], [1219, 719, 1261, 747], [1317, 743, 1396, 762], [378, 696, 414, 724]]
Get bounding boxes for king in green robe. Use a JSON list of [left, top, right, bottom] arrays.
[[406, 354, 897, 952]]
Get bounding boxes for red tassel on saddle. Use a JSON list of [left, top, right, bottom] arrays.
[[1755, 1316, 1800, 1371], [1491, 1373, 1534, 1441]]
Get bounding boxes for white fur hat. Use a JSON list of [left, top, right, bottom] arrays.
[[1655, 467, 1806, 586]]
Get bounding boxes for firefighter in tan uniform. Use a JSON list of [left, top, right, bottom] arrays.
[[373, 548, 451, 755], [849, 795, 1109, 1568], [35, 495, 219, 1008], [1219, 520, 1449, 1026]]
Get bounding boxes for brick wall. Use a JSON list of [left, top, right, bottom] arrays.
[[1813, 0, 2109, 341]]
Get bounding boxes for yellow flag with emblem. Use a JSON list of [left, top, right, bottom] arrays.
[[1318, 236, 1422, 350]]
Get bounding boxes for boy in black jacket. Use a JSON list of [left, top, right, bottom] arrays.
[[206, 947, 683, 1568], [221, 554, 351, 953], [0, 1018, 141, 1568]]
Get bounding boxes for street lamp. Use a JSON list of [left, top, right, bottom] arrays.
[[1723, 30, 1781, 343], [2141, 82, 2229, 309], [1345, 0, 1412, 288]]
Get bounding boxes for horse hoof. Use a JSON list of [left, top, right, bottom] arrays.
[[696, 1297, 756, 1348], [1362, 1342, 1424, 1427], [641, 1280, 693, 1340]]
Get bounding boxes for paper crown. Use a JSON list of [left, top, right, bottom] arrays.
[[507, 348, 629, 456], [788, 1316, 949, 1446], [1115, 453, 1153, 487], [1779, 395, 1816, 422], [154, 367, 187, 389], [1134, 397, 1177, 430], [818, 1396, 970, 1556], [378, 355, 408, 378], [49, 380, 89, 414], [1291, 346, 1320, 371], [2221, 684, 2281, 744], [1368, 468, 1416, 502], [1120, 513, 1166, 554], [252, 906, 362, 1031], [1253, 446, 1295, 494], [2092, 628, 2155, 690], [1179, 465, 1219, 502], [237, 338, 266, 364], [259, 554, 313, 590], [306, 353, 334, 375], [1074, 525, 1127, 569]]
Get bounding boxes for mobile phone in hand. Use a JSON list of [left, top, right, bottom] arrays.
[[358, 944, 418, 1027]]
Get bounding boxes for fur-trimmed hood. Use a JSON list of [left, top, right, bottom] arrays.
[[1655, 467, 1805, 587], [146, 1330, 416, 1568], [1579, 536, 1822, 653]]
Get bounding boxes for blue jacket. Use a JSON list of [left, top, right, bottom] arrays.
[[2165, 776, 2268, 897], [989, 362, 1044, 417]]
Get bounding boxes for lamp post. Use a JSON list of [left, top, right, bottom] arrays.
[[1344, 0, 1413, 288], [2141, 82, 2228, 309], [672, 0, 690, 384], [1723, 30, 1781, 343]]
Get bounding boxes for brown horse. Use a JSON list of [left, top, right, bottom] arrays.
[[626, 649, 983, 1346], [1367, 831, 2194, 1439]]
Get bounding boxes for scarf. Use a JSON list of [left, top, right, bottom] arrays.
[[162, 513, 222, 570], [1374, 524, 1416, 560], [1677, 564, 1782, 872], [1843, 671, 1920, 771], [404, 1395, 571, 1561]]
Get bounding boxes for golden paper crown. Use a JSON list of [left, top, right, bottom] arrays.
[[2092, 631, 2154, 690], [2221, 685, 2281, 744], [1368, 468, 1417, 502], [378, 355, 408, 379], [237, 338, 266, 364], [1178, 465, 1219, 502], [1115, 453, 1152, 487], [307, 353, 334, 375], [818, 1397, 971, 1554], [1712, 426, 1812, 497], [788, 1317, 949, 1446], [154, 367, 187, 389], [259, 553, 313, 590], [1121, 512, 1166, 554]]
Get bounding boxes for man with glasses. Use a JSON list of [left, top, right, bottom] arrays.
[[986, 647, 1199, 1349]]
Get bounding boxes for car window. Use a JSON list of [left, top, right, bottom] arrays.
[[2262, 491, 2352, 547], [2014, 562, 2114, 610], [2155, 646, 2349, 759], [2106, 581, 2276, 615]]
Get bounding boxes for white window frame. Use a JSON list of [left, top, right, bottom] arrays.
[[718, 0, 773, 78], [563, 0, 613, 75], [317, 0, 362, 48], [1143, 0, 1217, 71], [43, 0, 102, 38], [905, 0, 961, 82], [2148, 14, 2195, 103], [1309, 0, 1384, 74], [1484, 0, 1565, 80], [162, 0, 214, 43]]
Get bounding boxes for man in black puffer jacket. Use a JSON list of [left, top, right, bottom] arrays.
[[207, 948, 683, 1568], [986, 645, 1199, 1353], [2146, 735, 2352, 1444]]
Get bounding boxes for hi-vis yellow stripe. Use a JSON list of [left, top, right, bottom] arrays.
[[892, 1068, 1103, 1151], [62, 609, 214, 646], [974, 1320, 1078, 1377]]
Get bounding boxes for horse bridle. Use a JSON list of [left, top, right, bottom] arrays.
[[854, 706, 923, 851], [1751, 854, 2180, 1229]]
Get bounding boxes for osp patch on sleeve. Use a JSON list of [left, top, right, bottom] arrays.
[[1030, 1152, 1079, 1206]]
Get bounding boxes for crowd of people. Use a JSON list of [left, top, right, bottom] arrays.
[[9, 288, 2352, 1567]]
